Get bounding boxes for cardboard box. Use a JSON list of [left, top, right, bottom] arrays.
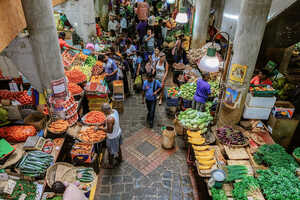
[[272, 101, 295, 119]]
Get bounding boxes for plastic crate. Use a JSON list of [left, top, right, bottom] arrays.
[[246, 93, 276, 108], [166, 97, 179, 107], [243, 103, 272, 120], [250, 84, 277, 97], [183, 99, 192, 108]]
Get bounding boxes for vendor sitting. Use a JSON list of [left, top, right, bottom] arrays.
[[58, 32, 79, 52], [193, 74, 211, 112], [250, 69, 272, 86]]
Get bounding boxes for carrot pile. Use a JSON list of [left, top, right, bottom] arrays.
[[78, 126, 106, 143], [48, 120, 69, 133], [68, 82, 83, 96], [0, 126, 36, 143], [83, 111, 106, 124], [65, 69, 87, 84], [71, 142, 93, 155]]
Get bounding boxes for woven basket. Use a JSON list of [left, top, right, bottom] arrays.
[[293, 153, 300, 164], [46, 162, 73, 187]]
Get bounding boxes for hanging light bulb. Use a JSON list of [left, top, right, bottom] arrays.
[[167, 0, 176, 4], [198, 47, 220, 72], [175, 8, 188, 24]]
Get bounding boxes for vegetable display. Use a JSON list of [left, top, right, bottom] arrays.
[[71, 142, 93, 156], [76, 168, 94, 183], [0, 107, 8, 122], [232, 176, 259, 200], [167, 87, 179, 97], [253, 144, 299, 171], [179, 83, 197, 101], [178, 109, 212, 130], [257, 166, 300, 200], [91, 61, 104, 76], [48, 120, 69, 133], [83, 111, 106, 125], [68, 82, 83, 96], [72, 65, 92, 81], [293, 147, 300, 158], [84, 56, 97, 67], [0, 180, 37, 200], [208, 80, 220, 97], [0, 126, 36, 143], [211, 188, 228, 200], [78, 126, 106, 143], [216, 126, 248, 146], [65, 69, 87, 84], [225, 165, 248, 182], [0, 90, 32, 105], [18, 150, 53, 177]]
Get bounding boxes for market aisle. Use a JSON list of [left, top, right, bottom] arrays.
[[94, 93, 194, 200]]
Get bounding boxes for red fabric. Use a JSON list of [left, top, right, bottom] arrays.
[[250, 75, 272, 86], [59, 38, 71, 49], [96, 24, 102, 37]]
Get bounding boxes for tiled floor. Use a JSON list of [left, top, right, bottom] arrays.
[[94, 87, 194, 200]]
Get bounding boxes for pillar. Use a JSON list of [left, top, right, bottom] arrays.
[[218, 0, 273, 126], [191, 0, 212, 49], [54, 0, 96, 43], [279, 45, 294, 74], [21, 0, 65, 91]]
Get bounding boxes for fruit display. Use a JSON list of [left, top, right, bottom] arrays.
[[0, 126, 36, 143], [90, 75, 105, 83], [293, 147, 300, 159], [257, 167, 300, 200], [78, 52, 88, 61], [82, 111, 106, 125], [68, 82, 83, 96], [18, 150, 53, 177], [167, 87, 179, 97], [254, 144, 299, 171], [179, 83, 197, 100], [84, 56, 97, 67], [62, 50, 78, 66], [72, 65, 92, 81], [273, 77, 295, 100], [92, 61, 104, 76], [65, 69, 87, 84], [0, 90, 32, 105], [0, 107, 8, 123], [178, 109, 212, 130], [249, 85, 277, 97], [0, 180, 37, 200], [78, 126, 106, 143], [208, 80, 220, 97], [216, 126, 248, 146], [48, 120, 69, 133], [67, 113, 78, 126]]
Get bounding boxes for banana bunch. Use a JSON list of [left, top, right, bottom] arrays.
[[188, 130, 216, 170]]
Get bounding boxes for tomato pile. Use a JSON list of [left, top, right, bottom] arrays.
[[91, 62, 103, 76], [83, 111, 106, 124], [0, 126, 36, 143], [65, 69, 87, 84], [68, 82, 83, 96], [0, 90, 32, 105]]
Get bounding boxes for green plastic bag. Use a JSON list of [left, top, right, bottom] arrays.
[[134, 75, 142, 90]]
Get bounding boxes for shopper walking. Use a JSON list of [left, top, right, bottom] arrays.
[[136, 20, 148, 46], [143, 28, 155, 60], [153, 52, 169, 105], [142, 73, 162, 128]]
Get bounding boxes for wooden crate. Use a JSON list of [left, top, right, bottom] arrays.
[[112, 100, 124, 113], [227, 160, 254, 176], [224, 146, 249, 160]]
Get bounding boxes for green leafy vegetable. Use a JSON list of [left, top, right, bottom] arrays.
[[225, 165, 248, 182], [293, 147, 300, 158], [254, 144, 299, 171], [232, 176, 259, 200], [257, 166, 300, 200], [211, 188, 228, 200]]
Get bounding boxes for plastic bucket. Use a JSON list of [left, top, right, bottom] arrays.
[[162, 126, 175, 149]]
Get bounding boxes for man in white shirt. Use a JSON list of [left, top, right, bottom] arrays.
[[120, 15, 127, 33], [98, 103, 122, 168], [108, 15, 120, 33]]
